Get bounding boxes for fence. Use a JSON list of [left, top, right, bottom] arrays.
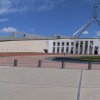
[[0, 58, 99, 70]]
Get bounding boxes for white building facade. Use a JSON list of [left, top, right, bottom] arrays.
[[0, 38, 100, 55], [48, 38, 100, 55]]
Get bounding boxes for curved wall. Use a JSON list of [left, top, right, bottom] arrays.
[[0, 40, 48, 53]]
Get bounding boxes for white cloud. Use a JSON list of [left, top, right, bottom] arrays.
[[0, 0, 18, 15], [96, 31, 100, 36], [33, 0, 65, 11], [0, 0, 66, 14], [82, 31, 89, 35], [0, 27, 17, 33], [0, 18, 9, 22]]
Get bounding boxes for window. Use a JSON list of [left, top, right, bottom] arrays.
[[57, 42, 60, 46], [85, 41, 88, 44], [62, 42, 64, 46], [94, 46, 99, 54], [71, 42, 74, 46], [80, 41, 83, 45], [66, 47, 69, 53], [53, 47, 55, 53], [66, 42, 69, 46], [84, 41, 88, 54], [76, 41, 79, 47], [90, 41, 93, 45], [53, 42, 55, 46], [57, 47, 60, 53], [80, 41, 83, 48], [70, 47, 73, 54], [61, 47, 64, 53]]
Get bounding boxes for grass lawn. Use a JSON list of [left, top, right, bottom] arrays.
[[74, 56, 100, 62]]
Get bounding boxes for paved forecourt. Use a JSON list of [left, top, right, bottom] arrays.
[[0, 67, 80, 100], [80, 70, 100, 100], [0, 66, 100, 100]]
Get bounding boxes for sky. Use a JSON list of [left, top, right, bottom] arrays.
[[0, 0, 100, 38]]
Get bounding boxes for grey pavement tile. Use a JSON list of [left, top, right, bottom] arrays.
[[80, 88, 100, 100], [0, 68, 81, 87], [0, 82, 77, 100], [82, 70, 100, 88], [0, 68, 80, 100], [0, 66, 11, 69]]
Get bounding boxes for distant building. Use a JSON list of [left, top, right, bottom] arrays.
[[48, 38, 100, 55], [0, 34, 100, 55]]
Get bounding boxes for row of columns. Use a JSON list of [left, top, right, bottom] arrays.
[[53, 42, 73, 54], [74, 41, 94, 54], [52, 40, 96, 54]]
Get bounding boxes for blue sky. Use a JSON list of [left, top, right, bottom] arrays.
[[0, 0, 100, 38]]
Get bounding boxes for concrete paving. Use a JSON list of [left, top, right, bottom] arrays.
[[0, 67, 81, 87], [0, 67, 80, 100], [82, 70, 100, 87], [80, 70, 100, 100], [0, 67, 100, 100], [0, 83, 77, 100]]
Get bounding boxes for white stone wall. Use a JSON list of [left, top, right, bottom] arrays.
[[48, 40, 53, 53], [0, 40, 48, 53]]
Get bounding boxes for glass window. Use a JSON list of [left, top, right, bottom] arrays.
[[62, 42, 64, 46], [66, 47, 69, 53], [57, 47, 60, 53], [71, 42, 74, 46], [57, 42, 60, 46], [90, 41, 93, 45], [53, 42, 55, 46], [85, 41, 88, 44], [70, 47, 73, 54], [53, 47, 55, 53], [76, 41, 79, 47], [61, 47, 64, 53], [66, 42, 69, 46], [80, 41, 83, 47]]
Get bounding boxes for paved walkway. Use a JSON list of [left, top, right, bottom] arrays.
[[0, 66, 100, 100]]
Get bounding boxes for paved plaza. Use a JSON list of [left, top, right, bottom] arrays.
[[0, 66, 99, 100]]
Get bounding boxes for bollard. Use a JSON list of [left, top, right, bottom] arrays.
[[14, 59, 17, 67], [38, 60, 42, 68], [61, 61, 65, 69], [88, 61, 92, 70]]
